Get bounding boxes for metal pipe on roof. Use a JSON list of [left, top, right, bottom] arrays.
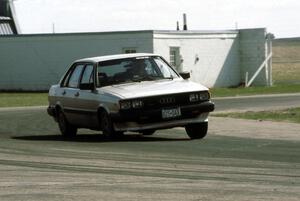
[[183, 13, 187, 30]]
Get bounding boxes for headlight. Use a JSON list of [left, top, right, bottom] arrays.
[[119, 99, 143, 110], [120, 101, 131, 110], [132, 100, 143, 108], [189, 93, 200, 102], [189, 92, 210, 102], [199, 92, 210, 101]]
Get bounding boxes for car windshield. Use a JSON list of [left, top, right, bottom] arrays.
[[96, 56, 179, 87]]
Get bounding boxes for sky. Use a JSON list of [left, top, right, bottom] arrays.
[[13, 0, 300, 38]]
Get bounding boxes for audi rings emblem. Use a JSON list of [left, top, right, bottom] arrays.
[[160, 97, 175, 104]]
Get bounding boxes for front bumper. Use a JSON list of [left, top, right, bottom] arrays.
[[114, 113, 210, 132], [112, 101, 215, 131]]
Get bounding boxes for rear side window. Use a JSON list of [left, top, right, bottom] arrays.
[[67, 64, 84, 88], [81, 64, 94, 84]]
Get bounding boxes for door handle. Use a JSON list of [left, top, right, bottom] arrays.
[[74, 92, 80, 97], [62, 90, 66, 95]]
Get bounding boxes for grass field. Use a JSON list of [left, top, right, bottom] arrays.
[[210, 84, 300, 97], [272, 38, 300, 84], [213, 107, 300, 124], [0, 93, 48, 107]]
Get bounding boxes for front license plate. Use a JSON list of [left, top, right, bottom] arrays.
[[162, 108, 181, 119]]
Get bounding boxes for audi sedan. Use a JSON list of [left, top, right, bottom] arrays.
[[47, 53, 214, 139]]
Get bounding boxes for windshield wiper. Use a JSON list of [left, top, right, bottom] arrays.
[[131, 77, 143, 82], [163, 76, 173, 80], [131, 75, 158, 82]]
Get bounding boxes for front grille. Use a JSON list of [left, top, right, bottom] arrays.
[[117, 92, 211, 124], [141, 92, 198, 109], [159, 97, 176, 105]]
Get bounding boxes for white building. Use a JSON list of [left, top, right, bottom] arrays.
[[0, 28, 271, 91]]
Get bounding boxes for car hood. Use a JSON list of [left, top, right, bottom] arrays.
[[99, 79, 209, 99]]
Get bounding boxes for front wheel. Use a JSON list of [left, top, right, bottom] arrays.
[[57, 110, 77, 138], [100, 111, 123, 139], [185, 122, 208, 140]]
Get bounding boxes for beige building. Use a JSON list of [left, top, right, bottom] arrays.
[[0, 28, 271, 91]]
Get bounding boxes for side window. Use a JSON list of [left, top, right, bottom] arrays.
[[81, 64, 94, 85], [61, 69, 72, 87], [67, 64, 84, 88], [153, 57, 178, 78]]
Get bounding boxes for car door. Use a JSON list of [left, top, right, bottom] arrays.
[[76, 63, 100, 128], [62, 63, 85, 125]]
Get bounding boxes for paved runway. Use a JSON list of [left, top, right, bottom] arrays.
[[0, 107, 299, 200]]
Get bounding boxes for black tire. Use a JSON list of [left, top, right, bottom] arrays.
[[57, 110, 77, 138], [185, 122, 208, 140], [142, 130, 156, 136], [100, 111, 123, 139]]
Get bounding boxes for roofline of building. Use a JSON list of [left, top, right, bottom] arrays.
[[0, 30, 155, 38], [0, 28, 268, 39], [153, 30, 239, 34], [0, 29, 243, 38]]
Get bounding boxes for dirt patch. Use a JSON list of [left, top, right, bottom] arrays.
[[209, 116, 300, 141]]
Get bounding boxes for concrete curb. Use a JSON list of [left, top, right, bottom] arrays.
[[212, 92, 300, 100]]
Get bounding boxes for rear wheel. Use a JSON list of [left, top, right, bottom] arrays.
[[100, 111, 123, 139], [57, 110, 77, 138], [185, 122, 208, 140]]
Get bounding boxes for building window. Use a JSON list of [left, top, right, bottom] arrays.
[[123, 48, 137, 54], [169, 47, 181, 70]]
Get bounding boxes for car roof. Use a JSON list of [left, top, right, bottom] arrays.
[[75, 53, 159, 63]]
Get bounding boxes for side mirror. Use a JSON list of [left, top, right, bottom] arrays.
[[179, 71, 190, 80], [79, 83, 95, 90]]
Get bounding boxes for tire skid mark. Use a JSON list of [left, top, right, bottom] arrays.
[[0, 158, 299, 186]]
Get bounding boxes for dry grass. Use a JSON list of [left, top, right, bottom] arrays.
[[0, 93, 48, 107], [272, 38, 300, 84], [272, 63, 300, 84]]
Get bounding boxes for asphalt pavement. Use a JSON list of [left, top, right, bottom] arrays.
[[0, 98, 299, 200]]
